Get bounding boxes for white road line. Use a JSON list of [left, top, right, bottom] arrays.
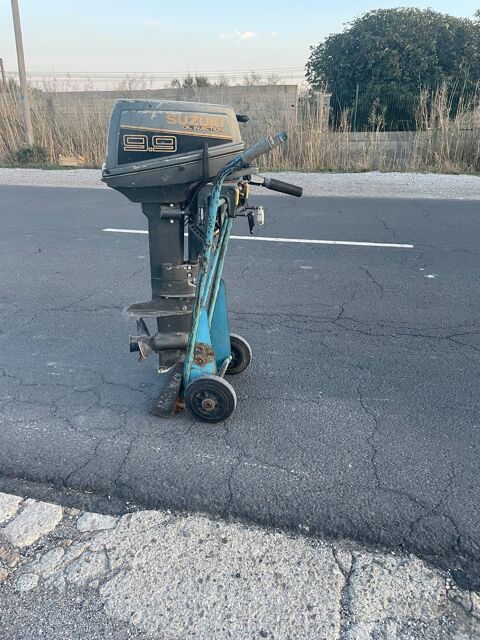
[[103, 228, 413, 249], [104, 228, 148, 234]]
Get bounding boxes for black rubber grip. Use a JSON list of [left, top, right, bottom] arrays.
[[263, 177, 303, 198]]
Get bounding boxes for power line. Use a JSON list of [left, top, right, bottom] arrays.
[[4, 66, 307, 90], [6, 66, 304, 76]]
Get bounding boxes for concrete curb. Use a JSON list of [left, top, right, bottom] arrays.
[[0, 491, 479, 639], [1, 168, 480, 200]]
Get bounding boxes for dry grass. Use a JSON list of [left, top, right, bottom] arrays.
[[262, 86, 480, 173], [411, 85, 480, 173], [0, 86, 108, 166], [0, 82, 479, 173]]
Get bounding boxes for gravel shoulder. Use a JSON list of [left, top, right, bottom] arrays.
[[1, 167, 480, 200], [1, 492, 480, 639]]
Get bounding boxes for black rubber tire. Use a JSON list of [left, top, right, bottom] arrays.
[[185, 375, 237, 423], [226, 334, 252, 375]]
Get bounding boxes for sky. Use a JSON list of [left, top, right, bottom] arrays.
[[0, 0, 479, 85]]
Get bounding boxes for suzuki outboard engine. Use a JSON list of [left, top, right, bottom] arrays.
[[103, 100, 243, 369], [102, 99, 302, 421]]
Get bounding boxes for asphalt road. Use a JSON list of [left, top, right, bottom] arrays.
[[0, 185, 479, 589]]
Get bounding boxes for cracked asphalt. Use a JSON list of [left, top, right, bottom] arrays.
[[0, 185, 479, 590]]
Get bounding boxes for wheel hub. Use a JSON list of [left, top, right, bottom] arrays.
[[201, 397, 217, 412]]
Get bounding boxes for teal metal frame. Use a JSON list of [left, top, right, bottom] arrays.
[[183, 163, 239, 386], [183, 131, 288, 393]]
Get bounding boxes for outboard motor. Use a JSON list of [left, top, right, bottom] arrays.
[[102, 99, 302, 422]]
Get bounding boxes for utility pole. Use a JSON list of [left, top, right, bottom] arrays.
[[11, 0, 34, 146], [0, 58, 7, 90], [353, 83, 359, 133]]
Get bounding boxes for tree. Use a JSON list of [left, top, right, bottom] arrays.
[[182, 74, 195, 88], [170, 74, 211, 88], [306, 9, 480, 129], [215, 74, 230, 87], [265, 73, 280, 85], [193, 75, 211, 87], [243, 71, 262, 86]]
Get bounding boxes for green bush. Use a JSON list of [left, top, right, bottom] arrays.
[[4, 144, 49, 167]]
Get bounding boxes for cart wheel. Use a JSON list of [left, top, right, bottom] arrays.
[[226, 334, 252, 375], [185, 375, 237, 423]]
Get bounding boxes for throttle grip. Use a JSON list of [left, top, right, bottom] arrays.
[[263, 177, 303, 198], [240, 131, 287, 164]]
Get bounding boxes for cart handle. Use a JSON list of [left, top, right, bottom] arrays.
[[261, 177, 303, 198]]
